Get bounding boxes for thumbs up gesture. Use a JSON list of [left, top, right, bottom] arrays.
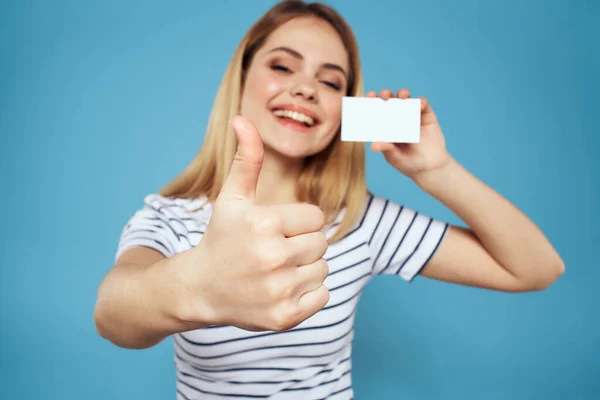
[[184, 116, 330, 332]]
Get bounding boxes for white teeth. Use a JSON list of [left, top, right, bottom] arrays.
[[273, 109, 315, 126]]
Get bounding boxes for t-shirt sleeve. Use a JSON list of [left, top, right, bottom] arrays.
[[365, 196, 450, 282], [114, 195, 183, 261]]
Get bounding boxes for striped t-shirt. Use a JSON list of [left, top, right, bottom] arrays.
[[115, 193, 450, 400]]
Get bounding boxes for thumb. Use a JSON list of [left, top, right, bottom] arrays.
[[371, 142, 395, 152], [220, 115, 265, 201]]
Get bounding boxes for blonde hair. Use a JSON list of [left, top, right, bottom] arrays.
[[160, 0, 367, 243]]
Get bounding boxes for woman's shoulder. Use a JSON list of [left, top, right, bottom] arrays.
[[324, 192, 398, 237], [340, 191, 440, 238], [115, 193, 213, 259], [140, 193, 211, 214], [130, 193, 214, 229], [359, 192, 402, 219], [365, 192, 396, 207]]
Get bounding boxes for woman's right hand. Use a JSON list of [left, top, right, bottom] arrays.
[[176, 115, 330, 332]]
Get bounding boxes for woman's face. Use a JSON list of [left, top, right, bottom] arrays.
[[240, 16, 350, 161]]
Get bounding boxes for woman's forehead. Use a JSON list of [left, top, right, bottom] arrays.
[[260, 17, 349, 66]]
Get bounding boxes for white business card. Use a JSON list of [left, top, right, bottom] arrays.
[[341, 96, 421, 143]]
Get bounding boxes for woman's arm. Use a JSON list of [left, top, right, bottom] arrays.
[[415, 156, 565, 292], [368, 88, 564, 292], [94, 247, 211, 349]]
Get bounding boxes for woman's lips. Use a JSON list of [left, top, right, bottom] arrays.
[[272, 111, 319, 133]]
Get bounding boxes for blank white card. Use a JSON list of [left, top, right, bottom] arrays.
[[341, 96, 421, 143]]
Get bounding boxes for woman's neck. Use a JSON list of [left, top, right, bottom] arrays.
[[254, 148, 304, 206]]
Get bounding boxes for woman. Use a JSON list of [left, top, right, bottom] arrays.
[[94, 1, 565, 399]]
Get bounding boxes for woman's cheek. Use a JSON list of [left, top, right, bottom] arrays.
[[264, 79, 284, 97], [325, 97, 343, 125], [246, 70, 282, 99]]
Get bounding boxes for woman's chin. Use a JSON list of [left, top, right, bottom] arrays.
[[265, 143, 317, 162]]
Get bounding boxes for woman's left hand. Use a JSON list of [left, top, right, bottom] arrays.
[[367, 88, 452, 182]]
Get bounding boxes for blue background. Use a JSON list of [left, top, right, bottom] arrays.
[[1, 0, 598, 399]]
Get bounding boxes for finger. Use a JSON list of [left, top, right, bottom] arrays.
[[297, 284, 330, 319], [285, 231, 328, 265], [396, 88, 411, 99], [219, 115, 264, 201], [294, 258, 329, 296], [267, 203, 325, 236], [419, 96, 438, 124], [379, 89, 394, 100], [419, 96, 430, 112], [371, 142, 395, 152], [366, 91, 377, 98]]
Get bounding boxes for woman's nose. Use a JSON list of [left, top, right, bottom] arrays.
[[290, 81, 318, 102]]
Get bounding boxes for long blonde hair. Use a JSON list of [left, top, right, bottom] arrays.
[[160, 0, 367, 243]]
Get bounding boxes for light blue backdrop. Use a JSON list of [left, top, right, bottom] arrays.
[[1, 0, 598, 399]]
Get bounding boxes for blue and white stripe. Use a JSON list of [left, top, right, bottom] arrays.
[[116, 192, 449, 399]]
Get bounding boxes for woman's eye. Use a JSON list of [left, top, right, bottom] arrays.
[[271, 64, 292, 73], [322, 81, 341, 91]]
